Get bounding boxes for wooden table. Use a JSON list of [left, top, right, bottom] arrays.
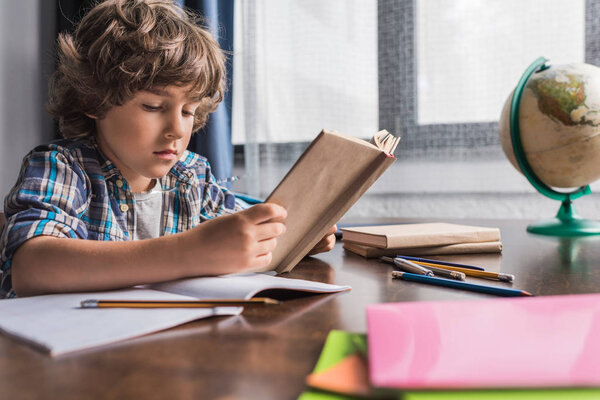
[[2, 219, 600, 400]]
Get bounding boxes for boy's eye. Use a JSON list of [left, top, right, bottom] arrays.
[[142, 104, 161, 111], [182, 109, 195, 117]]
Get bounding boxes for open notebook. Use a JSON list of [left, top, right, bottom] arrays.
[[0, 273, 350, 356]]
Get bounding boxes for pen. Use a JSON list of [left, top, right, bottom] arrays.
[[391, 271, 532, 297], [416, 264, 466, 280], [214, 175, 240, 185], [397, 257, 515, 282], [160, 176, 241, 193], [396, 255, 484, 271], [380, 256, 433, 276], [380, 257, 464, 280], [80, 297, 280, 308]]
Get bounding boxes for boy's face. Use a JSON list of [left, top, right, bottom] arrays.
[[94, 85, 201, 192]]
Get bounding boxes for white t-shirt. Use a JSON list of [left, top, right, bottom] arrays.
[[133, 180, 163, 240]]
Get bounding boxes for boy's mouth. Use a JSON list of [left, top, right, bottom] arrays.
[[154, 149, 178, 160]]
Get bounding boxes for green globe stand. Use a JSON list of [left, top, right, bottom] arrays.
[[510, 57, 600, 236]]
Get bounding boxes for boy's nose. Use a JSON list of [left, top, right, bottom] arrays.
[[165, 111, 187, 139]]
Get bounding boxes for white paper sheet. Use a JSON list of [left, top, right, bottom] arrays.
[[0, 273, 350, 356], [0, 288, 241, 356]]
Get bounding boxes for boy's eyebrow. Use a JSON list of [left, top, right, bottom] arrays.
[[143, 88, 203, 102]]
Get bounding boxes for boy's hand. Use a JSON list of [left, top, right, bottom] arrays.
[[307, 225, 337, 256], [187, 203, 287, 275]]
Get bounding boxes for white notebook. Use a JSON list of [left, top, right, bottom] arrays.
[[0, 273, 350, 356]]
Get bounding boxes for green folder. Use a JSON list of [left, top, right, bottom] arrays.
[[298, 330, 371, 400], [406, 389, 600, 400], [298, 330, 600, 400]]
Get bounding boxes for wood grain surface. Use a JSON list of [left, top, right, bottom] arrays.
[[2, 219, 600, 400]]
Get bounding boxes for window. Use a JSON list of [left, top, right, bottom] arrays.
[[233, 0, 600, 218], [416, 0, 584, 125]]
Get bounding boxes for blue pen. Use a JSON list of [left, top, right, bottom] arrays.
[[395, 256, 484, 271], [391, 271, 532, 297]]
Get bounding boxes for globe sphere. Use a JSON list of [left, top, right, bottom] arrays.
[[499, 62, 600, 188]]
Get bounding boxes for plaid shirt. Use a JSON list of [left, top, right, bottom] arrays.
[[0, 136, 243, 298]]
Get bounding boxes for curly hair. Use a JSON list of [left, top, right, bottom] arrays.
[[47, 0, 226, 138]]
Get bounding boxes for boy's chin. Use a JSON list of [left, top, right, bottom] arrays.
[[145, 166, 174, 179]]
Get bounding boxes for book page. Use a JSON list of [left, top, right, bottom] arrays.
[[151, 273, 351, 300], [0, 274, 350, 356], [0, 288, 241, 356], [370, 130, 400, 155]]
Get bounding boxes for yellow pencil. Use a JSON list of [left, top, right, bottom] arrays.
[[80, 297, 280, 308], [406, 260, 514, 282]]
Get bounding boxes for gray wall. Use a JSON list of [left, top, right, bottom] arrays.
[[0, 0, 55, 201]]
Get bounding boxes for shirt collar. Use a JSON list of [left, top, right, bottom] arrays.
[[87, 135, 196, 187]]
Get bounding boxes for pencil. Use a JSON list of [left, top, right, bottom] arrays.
[[80, 298, 280, 308], [398, 258, 515, 282], [391, 271, 532, 297], [395, 256, 485, 271]]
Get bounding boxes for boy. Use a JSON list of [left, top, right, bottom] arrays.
[[0, 0, 335, 298]]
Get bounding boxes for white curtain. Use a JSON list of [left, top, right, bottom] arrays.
[[231, 0, 600, 219], [232, 0, 378, 198]]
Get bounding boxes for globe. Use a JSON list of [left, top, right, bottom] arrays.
[[498, 57, 600, 236]]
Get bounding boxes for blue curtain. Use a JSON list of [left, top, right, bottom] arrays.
[[183, 0, 235, 185], [56, 0, 236, 186]]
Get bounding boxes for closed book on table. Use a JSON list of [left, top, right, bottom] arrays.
[[263, 129, 398, 273], [341, 222, 500, 249], [343, 240, 503, 258]]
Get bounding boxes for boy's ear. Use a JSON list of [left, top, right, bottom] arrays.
[[85, 113, 98, 120]]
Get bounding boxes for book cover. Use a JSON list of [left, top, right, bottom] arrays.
[[264, 129, 398, 273], [342, 223, 500, 249], [367, 294, 600, 389]]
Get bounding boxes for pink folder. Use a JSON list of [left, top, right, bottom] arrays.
[[366, 294, 600, 389]]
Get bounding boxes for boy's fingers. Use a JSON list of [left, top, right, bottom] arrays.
[[255, 237, 278, 255], [255, 222, 286, 241], [244, 203, 287, 223], [251, 252, 273, 269], [308, 233, 336, 255]]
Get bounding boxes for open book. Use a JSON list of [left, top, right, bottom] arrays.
[[264, 129, 399, 273], [0, 273, 350, 356]]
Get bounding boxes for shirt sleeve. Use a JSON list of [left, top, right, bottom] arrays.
[[0, 145, 90, 285]]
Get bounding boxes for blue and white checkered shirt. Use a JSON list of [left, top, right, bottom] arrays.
[[0, 136, 243, 298]]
